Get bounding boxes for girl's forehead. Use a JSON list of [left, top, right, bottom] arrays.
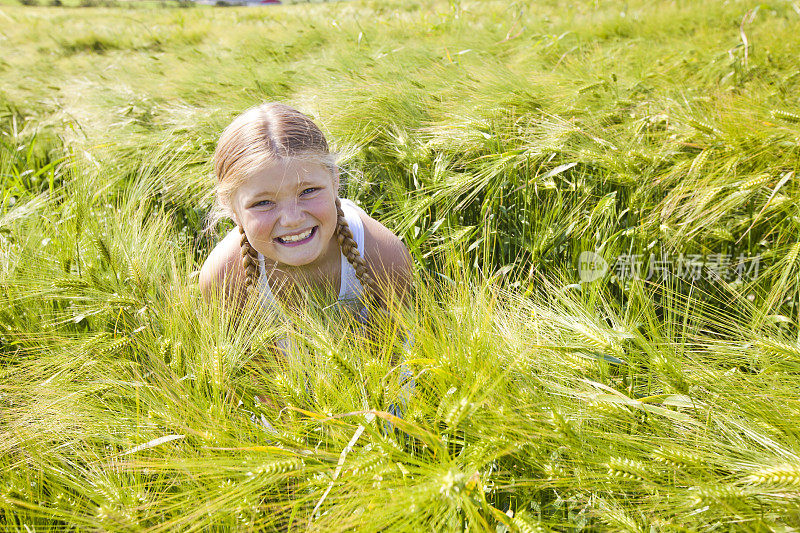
[[240, 159, 333, 194]]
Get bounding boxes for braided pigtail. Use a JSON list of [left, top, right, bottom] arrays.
[[239, 226, 259, 292], [335, 197, 384, 308]]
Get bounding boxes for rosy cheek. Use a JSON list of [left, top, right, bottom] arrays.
[[245, 213, 276, 240], [306, 196, 336, 216]]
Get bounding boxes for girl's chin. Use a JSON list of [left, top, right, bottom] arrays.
[[275, 256, 319, 268], [267, 246, 325, 268]]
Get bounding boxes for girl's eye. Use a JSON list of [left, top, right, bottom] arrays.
[[253, 200, 274, 208], [301, 187, 318, 196]]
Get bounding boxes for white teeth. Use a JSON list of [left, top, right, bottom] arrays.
[[279, 228, 313, 243]]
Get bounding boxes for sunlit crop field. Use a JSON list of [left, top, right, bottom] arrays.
[[2, 0, 800, 530]]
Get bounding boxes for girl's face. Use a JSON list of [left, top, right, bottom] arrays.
[[232, 158, 340, 269]]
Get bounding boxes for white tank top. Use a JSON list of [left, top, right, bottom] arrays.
[[255, 198, 366, 311]]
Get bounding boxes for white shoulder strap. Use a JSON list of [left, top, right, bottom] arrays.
[[338, 198, 366, 301], [256, 253, 281, 312]]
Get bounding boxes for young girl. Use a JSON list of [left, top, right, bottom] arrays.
[[199, 102, 411, 317]]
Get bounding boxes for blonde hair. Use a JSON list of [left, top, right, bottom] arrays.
[[213, 102, 382, 306]]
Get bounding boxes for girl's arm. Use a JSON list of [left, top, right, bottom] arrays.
[[359, 213, 413, 306], [199, 227, 250, 305]]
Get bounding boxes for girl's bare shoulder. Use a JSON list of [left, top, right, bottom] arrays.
[[358, 211, 412, 300], [198, 228, 248, 299]]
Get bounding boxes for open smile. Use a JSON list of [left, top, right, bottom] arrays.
[[274, 226, 317, 246]]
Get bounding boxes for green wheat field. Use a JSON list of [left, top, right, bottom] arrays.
[[2, 0, 800, 530]]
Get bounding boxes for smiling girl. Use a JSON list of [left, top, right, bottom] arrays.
[[199, 103, 411, 316]]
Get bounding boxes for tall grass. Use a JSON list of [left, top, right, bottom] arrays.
[[2, 0, 800, 529]]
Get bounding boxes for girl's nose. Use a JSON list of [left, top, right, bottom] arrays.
[[279, 201, 303, 227]]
